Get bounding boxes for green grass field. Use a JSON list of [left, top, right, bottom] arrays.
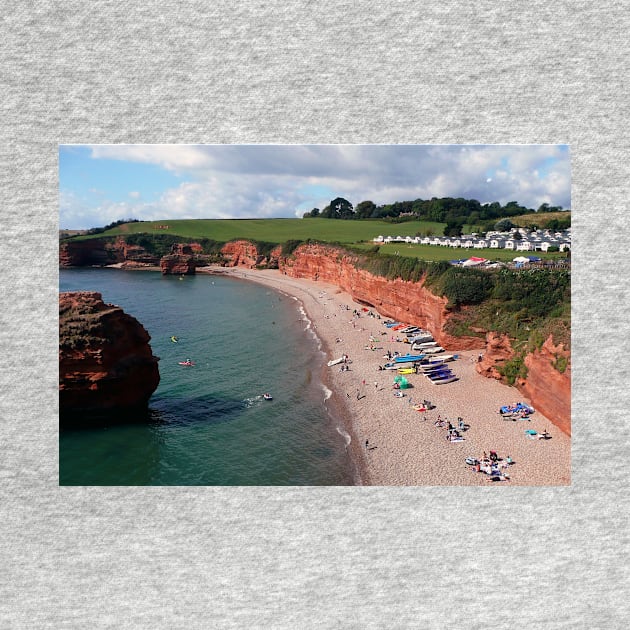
[[76, 218, 446, 245], [72, 217, 568, 263]]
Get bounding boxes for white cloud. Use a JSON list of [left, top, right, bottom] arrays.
[[62, 145, 570, 228]]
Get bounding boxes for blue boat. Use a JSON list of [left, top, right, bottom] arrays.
[[393, 354, 426, 363]]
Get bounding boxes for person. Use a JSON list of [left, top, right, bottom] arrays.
[[506, 455, 513, 465], [365, 439, 369, 449]]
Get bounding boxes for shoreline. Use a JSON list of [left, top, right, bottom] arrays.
[[199, 266, 570, 486]]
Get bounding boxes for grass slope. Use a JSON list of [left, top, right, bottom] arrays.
[[75, 218, 446, 245]]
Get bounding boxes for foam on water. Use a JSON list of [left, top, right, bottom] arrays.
[[336, 426, 351, 446], [322, 384, 333, 401]]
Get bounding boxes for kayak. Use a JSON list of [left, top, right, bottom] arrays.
[[393, 354, 426, 363], [178, 361, 195, 366]]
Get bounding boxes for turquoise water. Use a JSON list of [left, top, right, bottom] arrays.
[[59, 269, 355, 485]]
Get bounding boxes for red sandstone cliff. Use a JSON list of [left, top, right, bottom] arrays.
[[279, 243, 483, 350], [60, 239, 115, 266], [59, 291, 160, 419], [279, 242, 570, 434], [519, 337, 571, 436], [477, 332, 515, 380], [60, 238, 160, 268], [221, 240, 281, 268]]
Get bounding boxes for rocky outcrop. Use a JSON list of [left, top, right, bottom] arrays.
[[160, 243, 197, 274], [220, 240, 281, 268], [160, 255, 196, 275], [477, 332, 515, 380], [59, 291, 160, 420]]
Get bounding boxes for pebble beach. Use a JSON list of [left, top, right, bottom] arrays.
[[201, 266, 571, 486]]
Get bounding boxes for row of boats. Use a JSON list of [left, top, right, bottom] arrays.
[[381, 323, 458, 385], [384, 322, 447, 354]]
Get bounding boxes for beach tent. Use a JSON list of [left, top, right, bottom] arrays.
[[513, 256, 530, 264], [462, 257, 487, 267]]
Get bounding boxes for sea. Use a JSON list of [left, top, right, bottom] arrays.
[[59, 268, 356, 485]]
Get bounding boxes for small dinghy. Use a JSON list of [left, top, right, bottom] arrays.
[[263, 393, 273, 401]]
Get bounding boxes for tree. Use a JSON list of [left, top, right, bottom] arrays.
[[494, 218, 515, 232], [444, 220, 463, 237], [354, 200, 376, 219], [326, 197, 353, 219], [303, 207, 320, 218]]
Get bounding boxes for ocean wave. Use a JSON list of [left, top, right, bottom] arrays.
[[322, 385, 333, 401], [336, 426, 351, 447]]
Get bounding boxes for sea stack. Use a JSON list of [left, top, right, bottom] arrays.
[[59, 291, 160, 421]]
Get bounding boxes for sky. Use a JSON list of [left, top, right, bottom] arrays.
[[59, 144, 570, 229]]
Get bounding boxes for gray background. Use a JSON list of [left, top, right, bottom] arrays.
[[2, 1, 628, 628]]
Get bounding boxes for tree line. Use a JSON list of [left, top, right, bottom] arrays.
[[303, 196, 569, 234]]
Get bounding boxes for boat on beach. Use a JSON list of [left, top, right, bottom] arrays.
[[421, 354, 454, 364], [429, 375, 458, 385], [422, 346, 444, 354], [397, 367, 417, 375], [327, 355, 349, 367], [394, 354, 426, 363], [412, 341, 439, 349]]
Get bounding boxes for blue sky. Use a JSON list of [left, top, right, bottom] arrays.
[[59, 145, 570, 229]]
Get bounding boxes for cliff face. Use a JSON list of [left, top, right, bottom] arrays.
[[519, 337, 571, 436], [60, 238, 160, 268], [477, 333, 571, 435], [280, 242, 570, 434], [59, 291, 160, 420], [220, 240, 281, 268], [59, 239, 115, 267], [280, 243, 484, 350]]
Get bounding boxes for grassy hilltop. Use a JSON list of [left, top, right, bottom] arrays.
[[74, 218, 445, 245], [68, 217, 568, 263]]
